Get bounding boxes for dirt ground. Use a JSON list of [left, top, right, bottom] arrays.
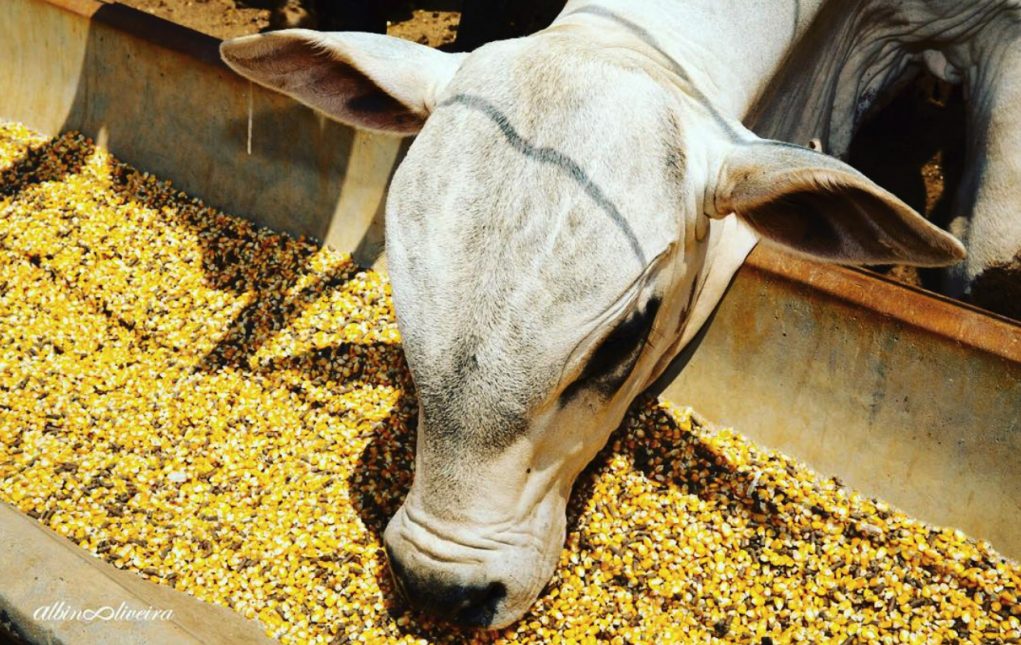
[[116, 0, 461, 45], [117, 0, 267, 39]]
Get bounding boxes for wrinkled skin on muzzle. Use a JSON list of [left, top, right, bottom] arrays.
[[219, 3, 965, 629], [381, 417, 572, 628]]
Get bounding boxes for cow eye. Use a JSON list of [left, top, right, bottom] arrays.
[[559, 297, 661, 404]]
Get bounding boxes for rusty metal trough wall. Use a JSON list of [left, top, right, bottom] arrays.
[[0, 0, 403, 267], [661, 248, 1020, 559], [0, 0, 1017, 617]]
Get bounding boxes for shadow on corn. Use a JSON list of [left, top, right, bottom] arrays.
[[344, 386, 811, 638], [0, 127, 417, 428], [0, 132, 95, 199], [0, 131, 412, 411], [0, 127, 342, 371], [99, 154, 385, 380]]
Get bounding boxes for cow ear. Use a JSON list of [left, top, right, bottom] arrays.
[[220, 30, 466, 135], [711, 140, 966, 266]]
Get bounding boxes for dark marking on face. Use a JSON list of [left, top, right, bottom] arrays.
[[559, 297, 662, 404], [436, 93, 648, 265], [445, 337, 484, 392], [417, 381, 529, 452]]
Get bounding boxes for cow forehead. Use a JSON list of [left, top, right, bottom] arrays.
[[384, 39, 688, 447]]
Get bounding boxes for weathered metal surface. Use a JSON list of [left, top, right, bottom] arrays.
[[0, 502, 274, 644], [661, 247, 1020, 558], [0, 0, 402, 266]]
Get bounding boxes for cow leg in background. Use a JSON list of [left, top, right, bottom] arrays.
[[844, 71, 967, 290], [266, 0, 316, 30], [945, 28, 1021, 317], [455, 0, 566, 51]]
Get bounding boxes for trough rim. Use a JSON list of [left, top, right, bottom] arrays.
[[747, 246, 1021, 364], [41, 0, 225, 67]]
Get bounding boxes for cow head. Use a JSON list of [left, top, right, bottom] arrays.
[[221, 28, 964, 628]]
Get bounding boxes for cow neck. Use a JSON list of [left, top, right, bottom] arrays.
[[549, 1, 828, 120]]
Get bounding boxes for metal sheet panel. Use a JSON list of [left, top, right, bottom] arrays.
[[0, 0, 402, 266], [661, 248, 1020, 557]]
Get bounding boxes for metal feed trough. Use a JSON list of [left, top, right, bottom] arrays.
[[0, 0, 1018, 642]]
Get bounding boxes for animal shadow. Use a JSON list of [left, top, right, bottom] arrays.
[[0, 131, 95, 198], [346, 391, 786, 640]]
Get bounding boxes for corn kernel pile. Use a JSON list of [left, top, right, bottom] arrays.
[[0, 122, 1018, 644]]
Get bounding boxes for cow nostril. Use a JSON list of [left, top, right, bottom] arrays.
[[452, 581, 506, 628], [384, 543, 506, 627]]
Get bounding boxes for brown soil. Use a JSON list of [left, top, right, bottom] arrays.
[[115, 0, 269, 39], [388, 9, 460, 48], [114, 0, 461, 44]]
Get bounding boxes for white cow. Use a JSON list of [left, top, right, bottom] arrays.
[[221, 0, 1010, 628]]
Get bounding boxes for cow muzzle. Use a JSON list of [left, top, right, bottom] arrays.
[[382, 494, 565, 629], [384, 541, 507, 628]]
